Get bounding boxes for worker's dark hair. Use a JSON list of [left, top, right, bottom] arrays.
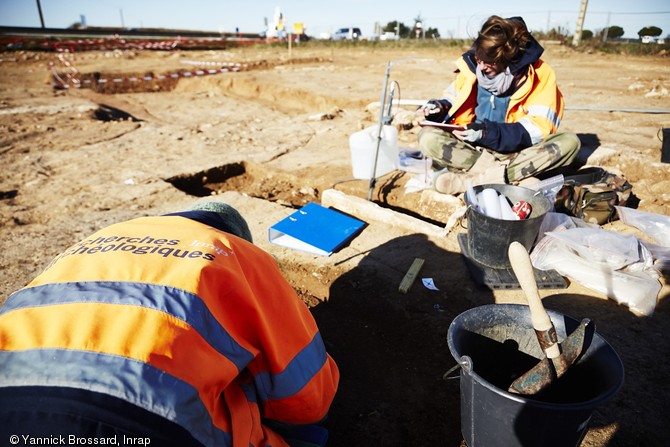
[[473, 16, 531, 68]]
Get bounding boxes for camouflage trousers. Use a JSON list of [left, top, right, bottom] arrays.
[[418, 127, 581, 182]]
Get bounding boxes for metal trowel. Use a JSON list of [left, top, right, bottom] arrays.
[[507, 241, 594, 395]]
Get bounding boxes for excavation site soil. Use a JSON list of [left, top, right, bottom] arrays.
[[1, 42, 669, 446]]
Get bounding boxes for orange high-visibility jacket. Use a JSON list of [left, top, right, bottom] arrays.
[[0, 214, 339, 446], [444, 55, 564, 146]]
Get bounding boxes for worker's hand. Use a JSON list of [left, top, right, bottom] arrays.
[[421, 99, 450, 122], [453, 122, 485, 143]]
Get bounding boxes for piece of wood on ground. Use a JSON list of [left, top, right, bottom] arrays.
[[399, 257, 425, 294]]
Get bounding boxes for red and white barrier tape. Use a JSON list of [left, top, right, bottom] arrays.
[[179, 60, 245, 67], [50, 64, 247, 89], [53, 37, 180, 52], [47, 37, 250, 89], [50, 53, 81, 88], [49, 36, 258, 52]]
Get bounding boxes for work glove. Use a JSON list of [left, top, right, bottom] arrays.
[[458, 122, 486, 143], [422, 99, 451, 122]]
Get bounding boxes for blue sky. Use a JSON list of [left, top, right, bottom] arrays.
[[1, 0, 668, 39]]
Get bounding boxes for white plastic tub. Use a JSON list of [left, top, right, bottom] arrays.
[[349, 125, 398, 180]]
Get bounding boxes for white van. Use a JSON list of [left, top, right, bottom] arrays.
[[332, 27, 362, 41]]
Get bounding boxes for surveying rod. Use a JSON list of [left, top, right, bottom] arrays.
[[367, 61, 392, 201]]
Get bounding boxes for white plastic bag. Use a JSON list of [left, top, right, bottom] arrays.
[[616, 206, 670, 247], [531, 227, 661, 317], [639, 241, 670, 271], [525, 174, 564, 209], [546, 228, 643, 270], [534, 212, 596, 247]]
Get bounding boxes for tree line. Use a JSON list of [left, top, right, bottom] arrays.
[[380, 19, 664, 41]]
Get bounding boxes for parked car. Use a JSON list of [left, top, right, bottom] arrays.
[[379, 31, 399, 41], [332, 27, 362, 41]]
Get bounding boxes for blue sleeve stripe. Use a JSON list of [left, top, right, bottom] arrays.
[[253, 333, 328, 402], [0, 349, 232, 447], [2, 282, 255, 371]]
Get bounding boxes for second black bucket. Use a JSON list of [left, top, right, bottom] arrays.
[[467, 184, 551, 269], [447, 304, 624, 447]]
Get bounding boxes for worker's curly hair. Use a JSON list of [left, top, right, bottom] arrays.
[[473, 16, 531, 68]]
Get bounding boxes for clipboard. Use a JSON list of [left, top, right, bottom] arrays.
[[418, 121, 466, 132]]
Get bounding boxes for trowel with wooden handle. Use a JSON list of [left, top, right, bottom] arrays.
[[507, 241, 593, 395]]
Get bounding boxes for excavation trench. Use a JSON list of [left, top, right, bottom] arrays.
[[165, 160, 457, 227], [72, 64, 461, 226]]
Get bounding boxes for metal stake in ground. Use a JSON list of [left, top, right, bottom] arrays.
[[367, 61, 393, 201], [366, 58, 437, 201]]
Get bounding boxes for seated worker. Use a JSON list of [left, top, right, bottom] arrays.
[[419, 15, 581, 195], [0, 201, 339, 447]]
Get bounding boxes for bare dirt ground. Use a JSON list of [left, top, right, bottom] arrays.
[[1, 42, 670, 446]]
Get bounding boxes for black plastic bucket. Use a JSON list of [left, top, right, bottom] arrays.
[[447, 304, 624, 447], [467, 184, 551, 269]]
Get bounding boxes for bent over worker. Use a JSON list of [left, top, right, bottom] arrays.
[[419, 15, 580, 195], [0, 201, 339, 447]]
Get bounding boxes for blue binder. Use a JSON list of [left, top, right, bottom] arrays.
[[268, 202, 365, 256]]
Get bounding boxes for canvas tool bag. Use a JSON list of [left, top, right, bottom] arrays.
[[554, 167, 633, 225]]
